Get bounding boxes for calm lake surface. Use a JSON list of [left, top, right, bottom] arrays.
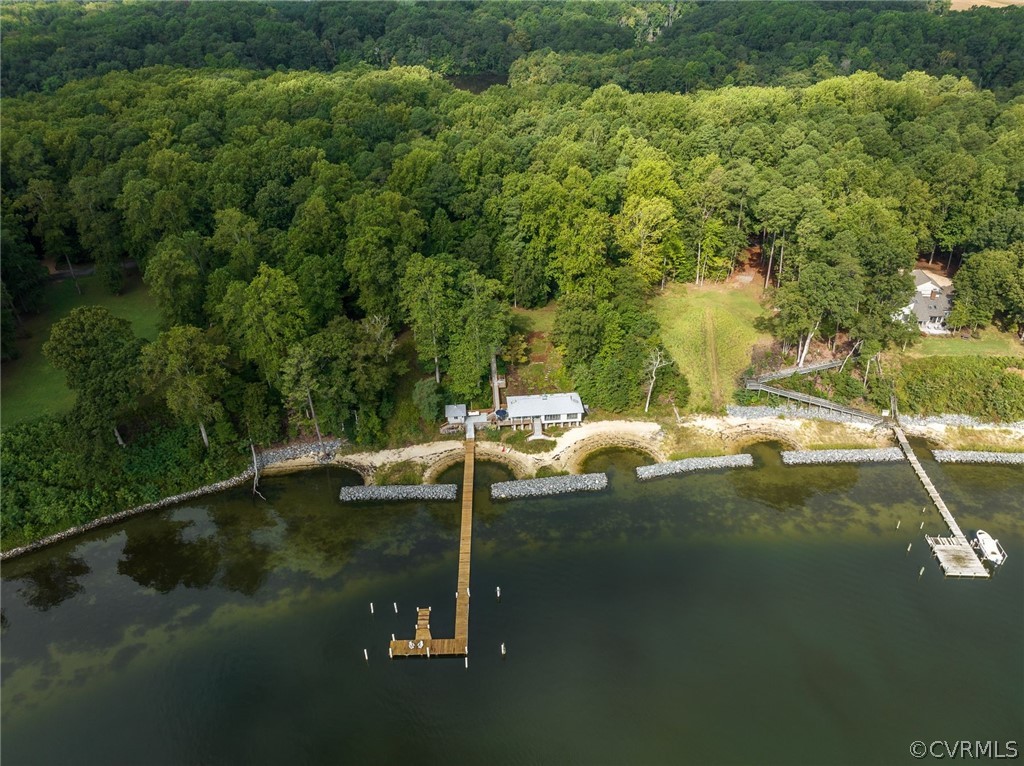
[[2, 444, 1022, 765]]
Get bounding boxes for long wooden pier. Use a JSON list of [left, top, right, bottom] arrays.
[[390, 438, 475, 657], [893, 426, 989, 579]]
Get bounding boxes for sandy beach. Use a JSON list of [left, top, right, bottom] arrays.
[[259, 414, 1023, 484]]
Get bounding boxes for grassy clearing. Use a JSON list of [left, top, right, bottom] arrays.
[[535, 465, 569, 478], [511, 302, 557, 337], [1, 275, 159, 427], [797, 420, 891, 449], [906, 328, 1023, 358], [934, 427, 1024, 452], [652, 282, 769, 413], [507, 301, 571, 396], [375, 460, 424, 485], [499, 428, 557, 453], [664, 425, 743, 459]]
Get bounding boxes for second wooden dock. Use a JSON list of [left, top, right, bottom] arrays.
[[894, 426, 989, 579], [391, 438, 475, 657]]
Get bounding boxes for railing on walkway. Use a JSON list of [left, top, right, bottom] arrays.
[[743, 380, 885, 424]]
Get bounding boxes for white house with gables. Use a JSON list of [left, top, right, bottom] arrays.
[[901, 269, 954, 334]]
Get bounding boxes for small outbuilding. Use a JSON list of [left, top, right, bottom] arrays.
[[444, 404, 467, 425]]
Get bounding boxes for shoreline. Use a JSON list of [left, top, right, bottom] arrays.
[[3, 414, 1021, 561]]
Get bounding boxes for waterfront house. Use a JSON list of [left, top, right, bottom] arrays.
[[902, 269, 953, 334], [499, 392, 585, 433]]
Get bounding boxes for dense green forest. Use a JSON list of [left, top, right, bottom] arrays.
[[4, 1, 1024, 96], [2, 1, 1023, 548]]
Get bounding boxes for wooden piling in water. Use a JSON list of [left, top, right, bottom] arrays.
[[390, 439, 476, 657]]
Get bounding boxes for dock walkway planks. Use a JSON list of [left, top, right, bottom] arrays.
[[391, 439, 475, 657], [894, 426, 989, 579]]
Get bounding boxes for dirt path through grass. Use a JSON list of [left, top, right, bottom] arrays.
[[704, 307, 723, 409]]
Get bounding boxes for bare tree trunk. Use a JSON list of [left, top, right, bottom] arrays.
[[839, 340, 862, 374], [113, 426, 125, 448], [764, 232, 777, 289], [198, 421, 209, 449], [643, 348, 669, 413], [928, 243, 937, 265], [694, 240, 703, 286], [250, 440, 266, 500], [434, 355, 441, 384], [306, 390, 322, 445], [64, 253, 81, 295], [797, 320, 819, 367], [777, 231, 786, 281], [490, 352, 501, 410]]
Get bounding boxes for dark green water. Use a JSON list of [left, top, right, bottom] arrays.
[[2, 444, 1022, 765]]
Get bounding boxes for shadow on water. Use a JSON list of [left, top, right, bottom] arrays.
[[733, 441, 859, 512]]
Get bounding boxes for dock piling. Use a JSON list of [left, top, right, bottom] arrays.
[[389, 439, 477, 658], [894, 426, 989, 579]]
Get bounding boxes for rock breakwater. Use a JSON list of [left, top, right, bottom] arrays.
[[491, 473, 608, 500], [338, 484, 458, 502], [781, 447, 904, 465], [931, 450, 1024, 465], [636, 454, 754, 480]]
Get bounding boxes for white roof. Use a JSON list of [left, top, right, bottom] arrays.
[[445, 404, 467, 419], [505, 392, 583, 419]]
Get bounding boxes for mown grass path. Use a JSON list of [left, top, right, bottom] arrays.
[[652, 283, 769, 412]]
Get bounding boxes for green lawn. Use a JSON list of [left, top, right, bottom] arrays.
[[906, 328, 1023, 358], [652, 282, 769, 413], [1, 275, 159, 427], [507, 302, 571, 396], [511, 302, 557, 339]]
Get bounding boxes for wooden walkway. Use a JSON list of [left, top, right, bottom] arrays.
[[390, 439, 475, 657], [744, 380, 885, 424], [894, 426, 989, 579], [755, 360, 843, 382]]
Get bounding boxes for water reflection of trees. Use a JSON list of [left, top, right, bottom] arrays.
[[116, 501, 277, 594], [9, 553, 91, 610], [118, 519, 220, 592]]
